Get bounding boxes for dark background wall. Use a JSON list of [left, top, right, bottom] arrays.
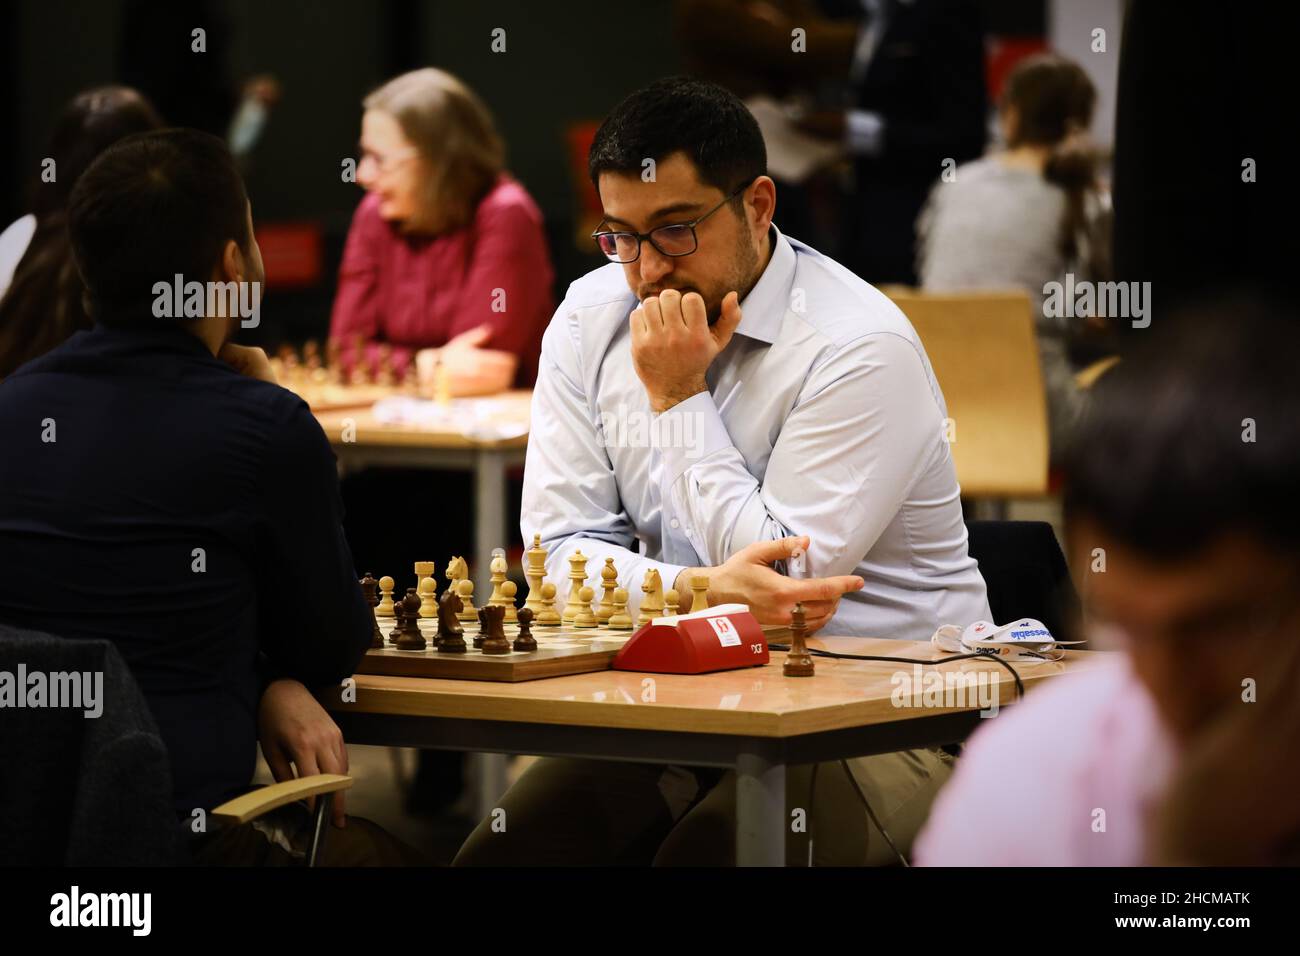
[[2, 0, 1048, 344]]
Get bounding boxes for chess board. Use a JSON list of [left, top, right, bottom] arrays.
[[291, 381, 397, 412], [359, 616, 791, 682]]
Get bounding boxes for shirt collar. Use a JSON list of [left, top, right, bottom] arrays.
[[734, 223, 796, 345]]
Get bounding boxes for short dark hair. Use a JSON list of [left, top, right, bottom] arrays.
[[1064, 295, 1300, 559], [588, 77, 766, 198], [67, 128, 251, 320]]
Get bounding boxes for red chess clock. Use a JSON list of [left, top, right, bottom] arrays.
[[612, 604, 770, 675]]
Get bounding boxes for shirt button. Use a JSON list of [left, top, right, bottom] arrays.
[[670, 518, 680, 529]]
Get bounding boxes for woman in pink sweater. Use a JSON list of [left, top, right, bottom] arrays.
[[330, 67, 553, 392]]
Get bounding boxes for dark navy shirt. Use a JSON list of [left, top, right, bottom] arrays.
[[0, 321, 373, 816]]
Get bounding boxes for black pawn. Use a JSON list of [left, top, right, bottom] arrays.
[[514, 607, 537, 652]]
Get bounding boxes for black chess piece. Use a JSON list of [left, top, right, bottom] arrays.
[[480, 604, 510, 655], [474, 607, 487, 648], [361, 572, 384, 649], [395, 588, 426, 650], [513, 607, 538, 652], [437, 589, 467, 653]]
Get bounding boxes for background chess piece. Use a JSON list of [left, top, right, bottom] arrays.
[[514, 607, 538, 652], [523, 533, 548, 616], [480, 604, 510, 655], [443, 556, 468, 601], [690, 575, 710, 614], [596, 558, 618, 625], [418, 576, 438, 619], [388, 597, 405, 644], [574, 586, 598, 627], [662, 588, 680, 618], [360, 572, 383, 648], [437, 589, 467, 653], [537, 582, 561, 626], [376, 575, 396, 617], [414, 560, 436, 595], [487, 547, 509, 611], [783, 602, 815, 677], [562, 550, 590, 625], [607, 588, 634, 630], [474, 608, 487, 648], [456, 578, 478, 624], [501, 580, 518, 624], [395, 588, 426, 650], [637, 568, 664, 626]]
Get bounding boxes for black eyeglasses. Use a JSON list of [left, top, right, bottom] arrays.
[[591, 181, 753, 264]]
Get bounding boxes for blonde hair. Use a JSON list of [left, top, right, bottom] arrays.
[[364, 68, 505, 234]]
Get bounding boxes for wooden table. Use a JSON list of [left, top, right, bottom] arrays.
[[312, 390, 531, 598], [327, 637, 1099, 865]]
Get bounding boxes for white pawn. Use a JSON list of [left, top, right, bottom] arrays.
[[376, 576, 396, 617], [501, 580, 518, 624], [574, 586, 598, 628], [607, 588, 633, 630]]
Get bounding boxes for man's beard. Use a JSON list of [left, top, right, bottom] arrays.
[[637, 234, 760, 325]]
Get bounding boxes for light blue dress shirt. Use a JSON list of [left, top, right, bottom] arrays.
[[521, 225, 990, 640]]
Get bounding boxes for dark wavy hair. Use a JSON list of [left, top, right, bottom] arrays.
[[0, 87, 162, 376]]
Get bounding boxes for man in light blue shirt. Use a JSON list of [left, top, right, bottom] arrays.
[[456, 77, 988, 866]]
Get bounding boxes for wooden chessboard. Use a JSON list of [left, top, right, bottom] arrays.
[[290, 381, 397, 412], [359, 617, 791, 682]]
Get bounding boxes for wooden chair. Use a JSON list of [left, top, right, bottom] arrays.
[[886, 290, 1050, 499], [212, 774, 355, 867]]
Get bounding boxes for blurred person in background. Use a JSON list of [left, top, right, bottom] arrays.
[[329, 67, 553, 395], [796, 0, 987, 284], [330, 68, 553, 819], [0, 86, 162, 378], [916, 54, 1111, 461]]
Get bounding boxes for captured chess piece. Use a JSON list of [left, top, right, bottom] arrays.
[[513, 607, 538, 652], [637, 568, 664, 626], [376, 575, 396, 617], [501, 580, 518, 625], [456, 578, 478, 624], [395, 588, 426, 650], [690, 575, 710, 614], [523, 534, 548, 616], [479, 604, 510, 655], [574, 586, 598, 628], [536, 582, 561, 627], [607, 587, 634, 630], [437, 589, 467, 653], [360, 572, 383, 648], [662, 588, 680, 618], [783, 602, 815, 677], [596, 558, 618, 625]]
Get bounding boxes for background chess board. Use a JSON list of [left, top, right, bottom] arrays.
[[361, 615, 791, 682]]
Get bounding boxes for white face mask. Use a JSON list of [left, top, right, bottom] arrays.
[[930, 618, 1085, 663]]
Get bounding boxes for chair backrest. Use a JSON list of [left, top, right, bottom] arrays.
[[0, 624, 182, 865], [965, 520, 1082, 644], [888, 290, 1049, 497]]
